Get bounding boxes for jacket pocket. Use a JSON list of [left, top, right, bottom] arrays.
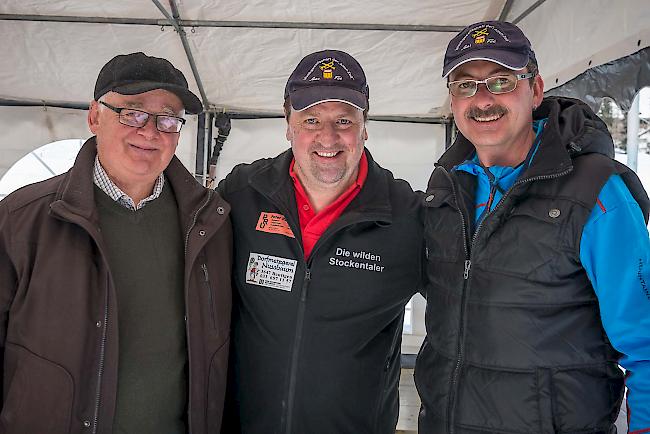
[[373, 351, 401, 434], [551, 362, 624, 432], [1, 343, 73, 434], [455, 364, 543, 433], [423, 189, 463, 263], [476, 197, 566, 278]]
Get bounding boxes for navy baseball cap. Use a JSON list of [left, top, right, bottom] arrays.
[[284, 49, 369, 111], [442, 21, 537, 78], [94, 52, 203, 114]]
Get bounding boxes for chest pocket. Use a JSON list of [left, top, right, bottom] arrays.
[[423, 189, 464, 263], [474, 196, 569, 278]]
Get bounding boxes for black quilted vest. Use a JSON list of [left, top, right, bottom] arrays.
[[416, 97, 650, 434]]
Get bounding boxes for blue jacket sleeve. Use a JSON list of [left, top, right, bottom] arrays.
[[580, 174, 650, 433]]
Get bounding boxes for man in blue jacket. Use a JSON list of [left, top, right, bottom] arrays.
[[417, 20, 650, 433]]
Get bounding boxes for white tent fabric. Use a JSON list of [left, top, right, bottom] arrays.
[[0, 0, 649, 186]]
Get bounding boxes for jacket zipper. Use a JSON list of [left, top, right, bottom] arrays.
[[257, 189, 387, 433], [49, 204, 110, 434], [91, 274, 110, 434], [201, 263, 217, 329], [281, 215, 384, 433], [440, 168, 470, 434], [445, 168, 572, 434], [183, 189, 214, 433], [284, 268, 311, 434]]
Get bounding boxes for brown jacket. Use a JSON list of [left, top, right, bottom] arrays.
[[0, 137, 232, 434]]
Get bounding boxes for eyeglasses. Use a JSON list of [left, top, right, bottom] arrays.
[[447, 72, 536, 98], [99, 101, 186, 133]]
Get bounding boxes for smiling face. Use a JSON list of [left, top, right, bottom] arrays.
[[88, 89, 184, 196], [449, 60, 544, 166], [286, 101, 367, 196]]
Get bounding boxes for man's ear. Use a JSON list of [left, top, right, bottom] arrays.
[[88, 100, 100, 134], [285, 123, 292, 142], [532, 74, 544, 109], [285, 110, 295, 142]]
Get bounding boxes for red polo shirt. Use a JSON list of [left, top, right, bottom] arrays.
[[289, 152, 368, 259]]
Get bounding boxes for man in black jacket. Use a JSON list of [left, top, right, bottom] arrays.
[[416, 21, 650, 433], [219, 49, 422, 434]]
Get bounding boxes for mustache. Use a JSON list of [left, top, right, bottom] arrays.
[[465, 105, 508, 119]]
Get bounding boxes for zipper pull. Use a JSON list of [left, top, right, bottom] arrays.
[[301, 269, 311, 302], [201, 263, 209, 281], [463, 260, 471, 280]]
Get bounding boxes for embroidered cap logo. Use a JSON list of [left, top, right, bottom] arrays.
[[320, 60, 335, 79], [472, 27, 489, 44]]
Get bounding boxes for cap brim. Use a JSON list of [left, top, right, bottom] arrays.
[[290, 86, 367, 111], [113, 81, 203, 114], [442, 49, 530, 78]]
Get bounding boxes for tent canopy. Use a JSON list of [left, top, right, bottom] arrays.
[[1, 0, 649, 186]]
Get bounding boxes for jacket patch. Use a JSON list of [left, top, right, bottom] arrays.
[[255, 212, 295, 238], [246, 252, 297, 291]]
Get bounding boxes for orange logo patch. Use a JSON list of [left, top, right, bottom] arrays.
[[256, 212, 295, 238]]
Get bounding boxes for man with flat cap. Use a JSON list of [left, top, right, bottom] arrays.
[[416, 20, 650, 433], [0, 52, 232, 433], [218, 49, 423, 433]]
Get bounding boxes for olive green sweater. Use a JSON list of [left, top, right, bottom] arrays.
[[96, 185, 187, 434]]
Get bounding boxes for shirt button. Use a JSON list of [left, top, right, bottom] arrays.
[[303, 205, 310, 211], [425, 194, 435, 202], [83, 420, 91, 428], [216, 206, 225, 215], [199, 230, 206, 236]]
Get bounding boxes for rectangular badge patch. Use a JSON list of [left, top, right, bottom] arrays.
[[246, 252, 297, 292], [255, 212, 295, 238]]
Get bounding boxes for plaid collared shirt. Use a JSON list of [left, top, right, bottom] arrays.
[[92, 156, 165, 211]]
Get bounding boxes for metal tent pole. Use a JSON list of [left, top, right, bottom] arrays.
[[627, 93, 640, 172]]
